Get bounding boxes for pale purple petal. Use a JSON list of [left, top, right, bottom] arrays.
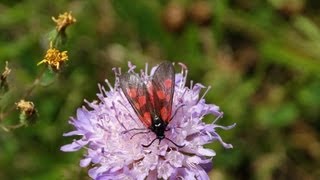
[[195, 166, 210, 180], [167, 150, 184, 168], [197, 147, 216, 157], [63, 130, 82, 136], [200, 161, 213, 173], [80, 157, 92, 167], [157, 162, 174, 179], [60, 140, 88, 152]]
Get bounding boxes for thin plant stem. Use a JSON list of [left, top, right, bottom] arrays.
[[0, 67, 47, 122], [22, 67, 47, 99]]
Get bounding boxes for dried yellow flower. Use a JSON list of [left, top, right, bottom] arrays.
[[16, 99, 38, 125], [37, 43, 68, 70], [16, 100, 36, 116], [52, 11, 76, 32]]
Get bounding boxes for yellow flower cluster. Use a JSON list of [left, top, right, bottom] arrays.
[[52, 11, 76, 32], [37, 44, 68, 70], [37, 12, 75, 70]]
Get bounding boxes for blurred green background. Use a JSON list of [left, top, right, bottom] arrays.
[[0, 0, 320, 179]]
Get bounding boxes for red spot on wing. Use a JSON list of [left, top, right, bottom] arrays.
[[164, 79, 172, 89], [147, 84, 155, 106], [120, 73, 156, 128], [157, 90, 166, 100], [133, 102, 140, 110], [160, 107, 170, 121], [143, 112, 152, 127], [127, 88, 137, 98], [138, 96, 146, 106]]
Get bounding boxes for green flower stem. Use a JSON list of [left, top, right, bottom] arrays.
[[0, 67, 46, 126]]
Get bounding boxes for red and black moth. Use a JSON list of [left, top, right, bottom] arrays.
[[120, 62, 184, 148]]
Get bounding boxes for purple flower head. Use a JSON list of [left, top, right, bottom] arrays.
[[61, 62, 235, 179]]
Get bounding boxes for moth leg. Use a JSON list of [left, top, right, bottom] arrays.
[[142, 137, 159, 148], [165, 137, 185, 148]]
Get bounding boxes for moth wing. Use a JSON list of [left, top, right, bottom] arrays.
[[151, 62, 175, 123], [120, 73, 154, 127]]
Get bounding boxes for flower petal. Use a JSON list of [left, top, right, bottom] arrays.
[[80, 157, 92, 167], [60, 140, 87, 152], [63, 130, 82, 136], [200, 161, 213, 173], [197, 147, 216, 157]]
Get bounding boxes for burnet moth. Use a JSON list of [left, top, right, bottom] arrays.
[[120, 62, 184, 148]]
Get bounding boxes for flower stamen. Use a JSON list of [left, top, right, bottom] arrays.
[[198, 85, 211, 104]]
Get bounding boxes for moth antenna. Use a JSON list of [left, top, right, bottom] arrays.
[[165, 137, 185, 148], [122, 128, 148, 134], [129, 130, 151, 139], [142, 137, 159, 148]]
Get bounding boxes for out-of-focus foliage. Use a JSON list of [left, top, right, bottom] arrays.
[[0, 0, 319, 179]]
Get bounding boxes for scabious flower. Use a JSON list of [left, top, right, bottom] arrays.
[[61, 62, 235, 179]]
